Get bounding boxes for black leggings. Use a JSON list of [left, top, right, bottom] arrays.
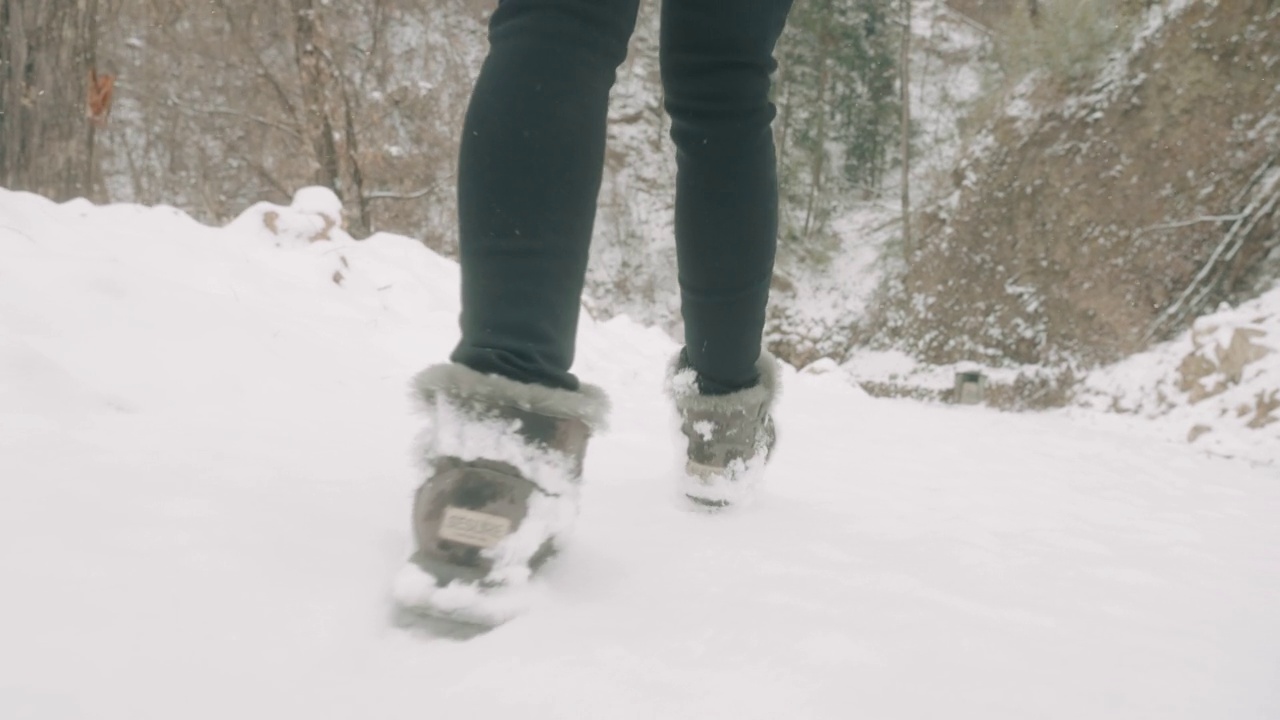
[[451, 0, 793, 394]]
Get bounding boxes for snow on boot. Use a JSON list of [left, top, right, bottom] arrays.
[[391, 364, 608, 628], [666, 350, 780, 508]]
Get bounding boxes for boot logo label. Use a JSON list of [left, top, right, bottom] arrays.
[[439, 507, 512, 548]]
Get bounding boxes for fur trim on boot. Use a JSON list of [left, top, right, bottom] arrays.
[[412, 364, 610, 431]]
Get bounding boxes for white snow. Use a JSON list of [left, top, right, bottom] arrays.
[[1076, 287, 1280, 465], [2, 188, 1278, 719]]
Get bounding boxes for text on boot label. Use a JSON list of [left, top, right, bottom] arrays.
[[439, 507, 512, 548]]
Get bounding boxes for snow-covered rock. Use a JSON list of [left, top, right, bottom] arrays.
[[226, 186, 346, 247], [1079, 285, 1280, 463]]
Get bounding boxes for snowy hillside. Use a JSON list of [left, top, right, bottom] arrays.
[[2, 189, 1278, 719]]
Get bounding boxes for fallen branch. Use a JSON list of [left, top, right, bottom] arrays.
[[1177, 190, 1280, 318], [1136, 154, 1277, 239], [364, 179, 451, 202], [1134, 213, 1247, 237], [1229, 152, 1279, 208], [1146, 182, 1280, 343]]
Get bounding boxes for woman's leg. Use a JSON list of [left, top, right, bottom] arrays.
[[450, 0, 641, 391], [660, 0, 793, 394]]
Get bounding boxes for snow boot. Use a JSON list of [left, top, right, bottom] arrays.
[[392, 363, 608, 627], [666, 350, 780, 508]]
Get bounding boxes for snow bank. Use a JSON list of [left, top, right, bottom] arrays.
[[1078, 284, 1280, 464]]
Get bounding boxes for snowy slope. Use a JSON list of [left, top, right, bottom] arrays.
[[1, 189, 1278, 720]]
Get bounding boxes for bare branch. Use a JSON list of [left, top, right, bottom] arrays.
[[169, 101, 305, 143], [936, 3, 994, 36], [1134, 214, 1248, 236], [238, 159, 291, 200], [211, 0, 300, 125], [365, 182, 450, 202]]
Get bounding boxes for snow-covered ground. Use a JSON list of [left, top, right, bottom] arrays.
[[841, 285, 1280, 467], [1076, 287, 1280, 464], [2, 189, 1278, 720]]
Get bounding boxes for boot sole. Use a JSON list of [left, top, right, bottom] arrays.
[[390, 599, 496, 639]]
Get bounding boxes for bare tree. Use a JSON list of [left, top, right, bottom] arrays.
[[90, 0, 480, 243], [802, 0, 834, 241], [292, 0, 340, 193], [900, 0, 912, 256]]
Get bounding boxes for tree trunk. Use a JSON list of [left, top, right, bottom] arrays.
[[802, 0, 833, 242], [338, 78, 369, 234], [899, 0, 912, 257], [1, 0, 99, 200], [292, 0, 340, 195]]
